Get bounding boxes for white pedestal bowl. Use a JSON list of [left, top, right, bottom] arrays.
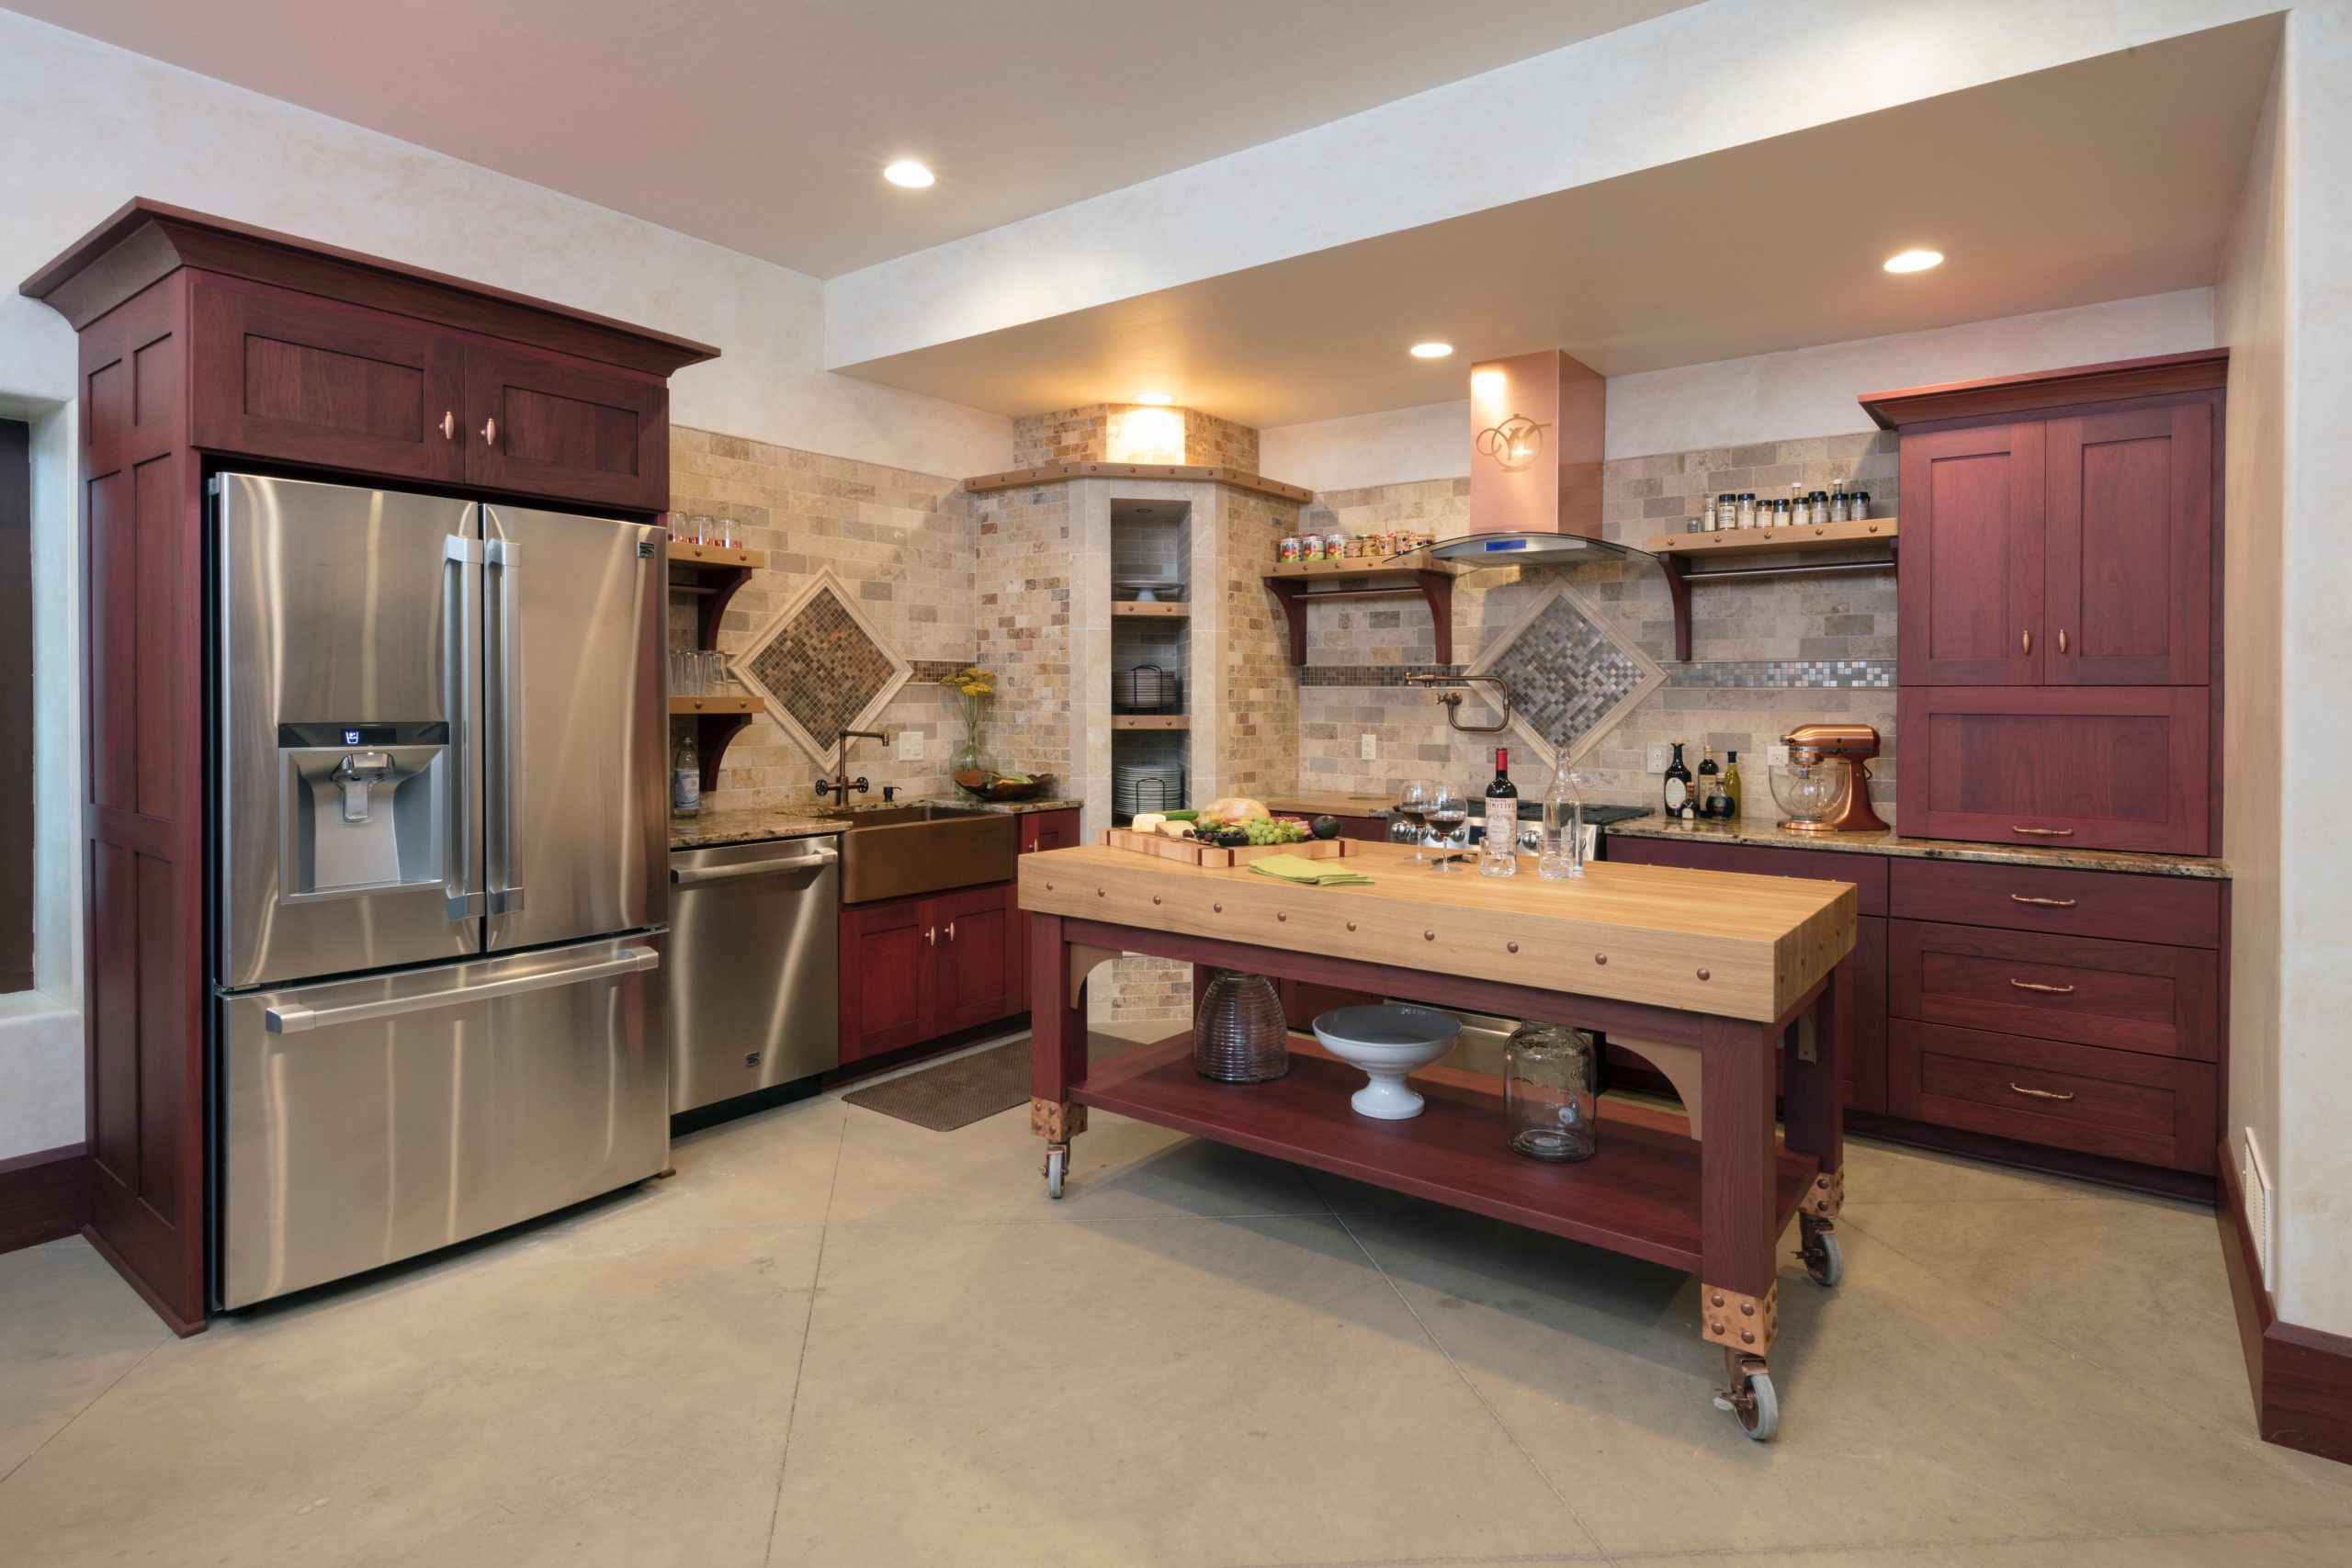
[[1311, 1004, 1463, 1120]]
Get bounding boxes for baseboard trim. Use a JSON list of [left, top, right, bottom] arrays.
[[0, 1142, 92, 1254], [2218, 1144, 2352, 1466]]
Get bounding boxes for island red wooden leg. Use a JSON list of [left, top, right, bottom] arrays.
[[1783, 958, 1850, 1286], [1700, 1014, 1782, 1436], [1028, 913, 1089, 1197]]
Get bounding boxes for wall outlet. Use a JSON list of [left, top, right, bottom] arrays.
[[1645, 744, 1672, 773], [897, 730, 924, 761], [1767, 744, 1791, 768], [1359, 733, 1378, 761]]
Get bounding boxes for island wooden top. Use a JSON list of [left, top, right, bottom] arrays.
[[1019, 840, 1856, 1024]]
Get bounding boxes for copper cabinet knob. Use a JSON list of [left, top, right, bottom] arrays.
[[2057, 627, 2069, 654], [2020, 628, 2032, 654], [440, 411, 456, 440], [481, 415, 498, 446]]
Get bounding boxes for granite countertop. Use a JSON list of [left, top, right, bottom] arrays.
[[1600, 814, 2230, 880], [669, 794, 1083, 851]]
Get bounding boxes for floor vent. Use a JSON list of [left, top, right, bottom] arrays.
[[2241, 1129, 2276, 1293]]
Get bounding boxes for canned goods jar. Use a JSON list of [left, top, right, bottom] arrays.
[[1278, 536, 1302, 564]]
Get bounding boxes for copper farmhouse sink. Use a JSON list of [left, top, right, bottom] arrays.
[[820, 804, 1018, 904]]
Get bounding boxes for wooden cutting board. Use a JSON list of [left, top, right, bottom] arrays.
[[1099, 828, 1356, 870]]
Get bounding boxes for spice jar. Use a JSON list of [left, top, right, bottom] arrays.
[[1503, 1021, 1597, 1161], [1278, 536, 1302, 564]]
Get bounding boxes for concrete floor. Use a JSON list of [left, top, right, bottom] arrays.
[[5, 1026, 2351, 1567]]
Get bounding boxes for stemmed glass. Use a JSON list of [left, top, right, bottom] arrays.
[[1424, 784, 1470, 872], [1393, 779, 1433, 863]]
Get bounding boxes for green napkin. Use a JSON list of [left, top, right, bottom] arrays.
[[1247, 854, 1374, 886]]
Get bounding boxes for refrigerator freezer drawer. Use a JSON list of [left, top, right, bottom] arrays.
[[218, 936, 669, 1309]]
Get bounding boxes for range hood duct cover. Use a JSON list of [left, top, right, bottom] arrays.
[[1447, 347, 1645, 568]]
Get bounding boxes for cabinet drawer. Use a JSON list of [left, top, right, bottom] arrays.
[[1891, 919, 2216, 1060], [1603, 836, 1886, 916], [1889, 1021, 2215, 1172], [1889, 859, 2220, 946], [464, 344, 669, 511], [190, 274, 466, 484]]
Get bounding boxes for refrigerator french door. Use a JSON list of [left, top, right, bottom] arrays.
[[211, 473, 669, 1309]]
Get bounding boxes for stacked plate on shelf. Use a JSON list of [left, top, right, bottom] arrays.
[[1113, 761, 1186, 818]]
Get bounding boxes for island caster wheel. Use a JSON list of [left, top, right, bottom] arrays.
[[1798, 1217, 1843, 1287], [1044, 1143, 1069, 1200], [1714, 1352, 1779, 1441]]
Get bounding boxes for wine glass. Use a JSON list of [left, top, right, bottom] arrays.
[[1424, 784, 1469, 872], [1393, 779, 1433, 863]]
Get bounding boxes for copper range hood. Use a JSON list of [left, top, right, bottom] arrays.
[[1430, 348, 1645, 567]]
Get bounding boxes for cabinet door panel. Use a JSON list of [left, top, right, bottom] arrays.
[[1898, 421, 2045, 684], [464, 344, 667, 511], [190, 275, 465, 483], [2044, 400, 2213, 685], [1896, 686, 2208, 854], [934, 883, 1023, 1032], [839, 896, 934, 1063], [1018, 809, 1081, 854]]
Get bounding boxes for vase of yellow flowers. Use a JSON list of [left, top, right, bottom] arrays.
[[947, 664, 994, 780]]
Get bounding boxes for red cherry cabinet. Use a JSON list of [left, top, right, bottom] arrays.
[[1866, 352, 2224, 855], [838, 880, 1026, 1066]]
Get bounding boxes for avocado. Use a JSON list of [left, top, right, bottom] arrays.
[[1310, 815, 1340, 840]]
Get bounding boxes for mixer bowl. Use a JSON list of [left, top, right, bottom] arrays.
[[1770, 755, 1850, 830]]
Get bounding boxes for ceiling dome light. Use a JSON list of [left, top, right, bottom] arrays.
[[1134, 391, 1172, 405], [1409, 342, 1454, 359], [883, 160, 935, 189], [1883, 249, 1943, 274]]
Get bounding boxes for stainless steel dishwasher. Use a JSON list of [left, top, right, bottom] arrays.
[[669, 834, 842, 1112]]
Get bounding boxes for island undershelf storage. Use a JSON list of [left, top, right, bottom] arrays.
[[1018, 841, 1858, 1440]]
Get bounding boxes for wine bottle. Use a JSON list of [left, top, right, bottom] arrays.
[[1481, 748, 1520, 875], [1697, 744, 1721, 819], [1664, 741, 1693, 819]]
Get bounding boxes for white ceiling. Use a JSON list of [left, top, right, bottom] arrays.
[[830, 18, 2278, 429], [10, 0, 1702, 278]]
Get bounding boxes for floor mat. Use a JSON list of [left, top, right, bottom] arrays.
[[842, 1031, 1159, 1132]]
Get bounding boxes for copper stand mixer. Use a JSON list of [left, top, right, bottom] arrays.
[[1771, 724, 1889, 834]]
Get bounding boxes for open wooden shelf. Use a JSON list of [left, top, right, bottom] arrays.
[[1112, 600, 1191, 618], [1648, 516, 1899, 662], [665, 539, 764, 570], [668, 694, 761, 715], [1111, 714, 1188, 731], [1078, 1036, 1817, 1273], [1645, 516, 1897, 558], [1262, 549, 1461, 666]]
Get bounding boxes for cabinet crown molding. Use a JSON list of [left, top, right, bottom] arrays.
[[1859, 349, 2227, 430]]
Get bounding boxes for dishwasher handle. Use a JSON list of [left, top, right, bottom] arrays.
[[670, 845, 840, 887], [263, 946, 662, 1034]]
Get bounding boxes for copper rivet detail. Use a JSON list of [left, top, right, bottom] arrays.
[[1710, 1321, 1724, 1336], [1595, 953, 1608, 965], [1741, 1329, 1755, 1344], [1424, 930, 1436, 942], [1277, 912, 1287, 922], [1710, 1292, 1724, 1308], [1740, 1302, 1755, 1316], [1213, 902, 1224, 913], [1696, 967, 1711, 981], [1151, 895, 1162, 905], [1046, 883, 1054, 891], [1346, 920, 1357, 932], [1507, 942, 1520, 953], [1098, 888, 1106, 897]]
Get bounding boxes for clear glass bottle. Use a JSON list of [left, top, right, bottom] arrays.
[[1737, 491, 1756, 528], [1504, 1021, 1597, 1161], [1538, 761, 1585, 879], [1830, 478, 1848, 522], [1193, 969, 1288, 1083]]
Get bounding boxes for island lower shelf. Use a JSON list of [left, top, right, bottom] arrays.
[[1079, 1034, 1819, 1274]]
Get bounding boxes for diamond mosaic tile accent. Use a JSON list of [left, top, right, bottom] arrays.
[[735, 568, 910, 768], [1467, 581, 1667, 768]]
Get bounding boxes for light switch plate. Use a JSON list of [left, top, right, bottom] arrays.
[[1359, 733, 1378, 761], [1645, 744, 1672, 773], [897, 730, 924, 761]]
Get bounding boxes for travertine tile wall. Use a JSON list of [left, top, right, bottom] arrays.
[[1210, 488, 1303, 800], [1009, 404, 1261, 469], [969, 483, 1077, 780], [1295, 432, 1901, 818], [1010, 406, 1107, 468], [668, 427, 977, 810]]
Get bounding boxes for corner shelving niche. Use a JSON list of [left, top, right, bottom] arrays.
[[667, 538, 767, 792], [1110, 500, 1192, 823]]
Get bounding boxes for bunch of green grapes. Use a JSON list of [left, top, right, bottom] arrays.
[[1241, 818, 1308, 846]]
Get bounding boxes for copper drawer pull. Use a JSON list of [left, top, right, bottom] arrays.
[[2008, 1082, 2076, 1102], [440, 411, 457, 441], [944, 921, 956, 942], [481, 415, 498, 446], [2009, 978, 2075, 995], [2020, 629, 2032, 654], [2009, 894, 2078, 908], [2010, 826, 2075, 837], [2057, 628, 2069, 654], [924, 926, 936, 946]]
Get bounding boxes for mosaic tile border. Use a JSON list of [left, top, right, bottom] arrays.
[[1668, 659, 1895, 689], [910, 660, 977, 683], [1297, 664, 1465, 687]]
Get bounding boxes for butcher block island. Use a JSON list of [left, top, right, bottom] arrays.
[[1020, 840, 1858, 1440]]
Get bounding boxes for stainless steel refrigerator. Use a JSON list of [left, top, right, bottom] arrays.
[[210, 473, 669, 1309]]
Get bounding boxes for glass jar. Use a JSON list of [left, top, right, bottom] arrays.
[[1193, 969, 1288, 1083], [1503, 1021, 1597, 1161]]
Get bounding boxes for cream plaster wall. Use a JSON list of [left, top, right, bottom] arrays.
[[1260, 292, 2219, 490], [825, 0, 2278, 367]]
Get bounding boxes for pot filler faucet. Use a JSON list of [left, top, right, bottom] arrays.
[[1402, 671, 1513, 735], [815, 729, 888, 805]]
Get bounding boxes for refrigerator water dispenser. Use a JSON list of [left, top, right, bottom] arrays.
[[277, 723, 450, 896]]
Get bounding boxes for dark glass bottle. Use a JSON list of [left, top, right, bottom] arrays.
[[1697, 744, 1722, 819], [1664, 741, 1693, 818], [1482, 747, 1519, 853]]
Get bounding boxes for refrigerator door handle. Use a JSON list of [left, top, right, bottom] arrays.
[[261, 944, 661, 1033], [444, 534, 487, 919], [484, 536, 526, 916]]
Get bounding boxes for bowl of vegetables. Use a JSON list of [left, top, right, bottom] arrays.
[[954, 769, 1057, 801]]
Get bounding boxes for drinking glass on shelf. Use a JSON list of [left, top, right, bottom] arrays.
[[667, 650, 689, 694], [1393, 779, 1433, 863], [702, 651, 729, 694], [1424, 784, 1469, 872], [712, 515, 739, 549]]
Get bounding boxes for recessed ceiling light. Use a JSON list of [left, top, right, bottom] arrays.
[[883, 160, 935, 189], [1883, 249, 1943, 274], [1409, 342, 1454, 359], [1134, 391, 1172, 405]]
